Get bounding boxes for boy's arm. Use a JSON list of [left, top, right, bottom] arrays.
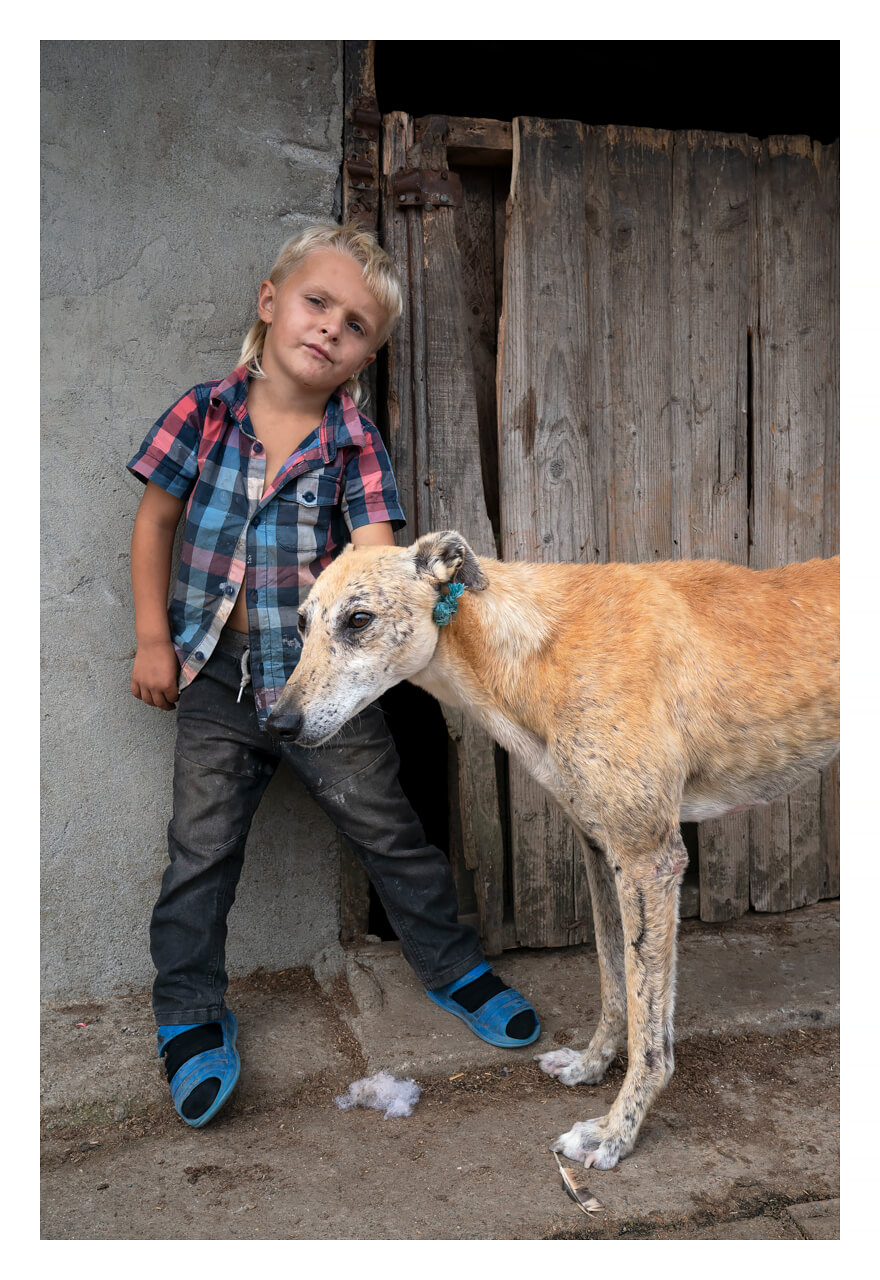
[[130, 481, 186, 709], [350, 521, 395, 548]]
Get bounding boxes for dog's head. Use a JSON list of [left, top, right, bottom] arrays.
[[266, 531, 487, 747]]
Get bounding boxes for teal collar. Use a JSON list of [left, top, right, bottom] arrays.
[[433, 582, 467, 626]]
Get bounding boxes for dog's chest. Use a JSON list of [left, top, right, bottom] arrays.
[[411, 665, 561, 796]]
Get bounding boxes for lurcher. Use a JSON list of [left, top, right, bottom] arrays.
[[267, 531, 840, 1170]]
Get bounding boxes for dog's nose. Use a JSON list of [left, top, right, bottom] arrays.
[[266, 710, 304, 742]]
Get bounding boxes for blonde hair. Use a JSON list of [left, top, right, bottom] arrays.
[[240, 222, 403, 406]]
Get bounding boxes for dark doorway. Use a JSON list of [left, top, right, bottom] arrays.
[[375, 39, 839, 144]]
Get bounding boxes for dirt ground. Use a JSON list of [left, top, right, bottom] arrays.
[[41, 1023, 839, 1240]]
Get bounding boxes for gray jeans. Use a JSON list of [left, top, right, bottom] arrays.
[[150, 630, 484, 1024]]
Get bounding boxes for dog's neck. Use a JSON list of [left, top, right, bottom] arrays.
[[413, 559, 558, 733]]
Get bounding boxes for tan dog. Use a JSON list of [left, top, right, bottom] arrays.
[[267, 531, 840, 1169]]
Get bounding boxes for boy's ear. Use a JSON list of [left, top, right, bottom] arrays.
[[257, 279, 275, 323], [412, 531, 488, 591]]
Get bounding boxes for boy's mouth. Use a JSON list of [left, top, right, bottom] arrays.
[[305, 343, 333, 363]]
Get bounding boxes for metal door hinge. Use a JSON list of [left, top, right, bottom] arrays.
[[351, 105, 381, 140], [392, 168, 462, 209], [344, 96, 380, 229], [346, 158, 375, 190]]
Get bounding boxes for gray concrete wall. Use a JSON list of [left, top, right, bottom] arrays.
[[41, 41, 349, 1001]]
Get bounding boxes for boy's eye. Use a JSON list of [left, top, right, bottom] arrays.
[[348, 320, 365, 336], [306, 295, 324, 308], [348, 612, 373, 631]]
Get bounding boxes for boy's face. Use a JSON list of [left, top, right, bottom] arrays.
[[257, 248, 390, 398]]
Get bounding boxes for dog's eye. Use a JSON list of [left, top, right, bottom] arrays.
[[297, 612, 308, 634], [348, 612, 373, 631]]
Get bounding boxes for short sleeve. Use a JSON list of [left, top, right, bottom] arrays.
[[340, 422, 407, 533], [126, 385, 206, 500]]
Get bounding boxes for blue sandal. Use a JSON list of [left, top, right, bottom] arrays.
[[426, 961, 540, 1048], [157, 1007, 240, 1128]]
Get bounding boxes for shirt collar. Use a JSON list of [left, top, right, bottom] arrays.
[[208, 364, 250, 423], [208, 367, 368, 462], [321, 386, 367, 461]]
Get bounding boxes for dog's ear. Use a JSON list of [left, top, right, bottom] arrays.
[[412, 531, 488, 591]]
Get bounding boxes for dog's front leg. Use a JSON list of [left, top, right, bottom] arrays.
[[537, 833, 626, 1085], [551, 832, 686, 1169]]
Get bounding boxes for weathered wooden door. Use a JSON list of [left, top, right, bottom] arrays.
[[379, 113, 522, 954], [494, 119, 838, 927], [345, 100, 839, 950]]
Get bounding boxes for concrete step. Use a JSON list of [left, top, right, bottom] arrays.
[[41, 902, 838, 1132]]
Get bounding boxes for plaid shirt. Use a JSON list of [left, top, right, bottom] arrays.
[[127, 365, 405, 726]]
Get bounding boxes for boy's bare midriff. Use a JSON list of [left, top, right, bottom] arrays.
[[226, 591, 251, 633]]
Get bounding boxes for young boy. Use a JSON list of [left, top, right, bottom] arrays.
[[127, 223, 540, 1128]]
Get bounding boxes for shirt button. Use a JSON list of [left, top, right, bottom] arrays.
[[252, 515, 261, 528], [252, 441, 263, 454], [303, 491, 316, 503], [194, 650, 204, 662]]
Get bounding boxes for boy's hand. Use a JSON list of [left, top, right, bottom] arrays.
[[131, 640, 180, 710]]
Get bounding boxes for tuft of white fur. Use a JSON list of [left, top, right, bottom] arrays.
[[334, 1070, 421, 1119]]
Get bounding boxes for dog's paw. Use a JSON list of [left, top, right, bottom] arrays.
[[536, 1047, 606, 1086], [550, 1118, 622, 1170]]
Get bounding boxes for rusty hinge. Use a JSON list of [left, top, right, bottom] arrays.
[[346, 158, 375, 190], [351, 105, 381, 140], [391, 168, 462, 209]]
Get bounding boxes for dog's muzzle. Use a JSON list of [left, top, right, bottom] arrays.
[[266, 709, 304, 743]]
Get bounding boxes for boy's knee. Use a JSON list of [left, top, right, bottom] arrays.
[[171, 752, 272, 856]]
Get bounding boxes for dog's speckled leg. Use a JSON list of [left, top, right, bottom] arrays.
[[537, 834, 626, 1085], [550, 832, 686, 1169]]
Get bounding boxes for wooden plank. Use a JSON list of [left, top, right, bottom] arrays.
[[749, 135, 838, 912], [751, 137, 835, 563], [499, 117, 596, 948], [445, 116, 513, 166], [416, 116, 495, 545], [579, 125, 613, 564], [749, 802, 791, 911], [500, 118, 597, 563], [821, 140, 841, 564], [820, 756, 840, 899], [819, 138, 840, 894], [668, 129, 754, 921], [601, 124, 676, 565], [409, 115, 508, 954], [668, 131, 752, 564], [380, 112, 417, 539], [454, 167, 502, 542], [338, 41, 379, 939], [789, 777, 823, 909], [444, 709, 507, 954], [445, 730, 478, 917], [698, 812, 750, 922], [342, 41, 379, 231], [383, 113, 486, 935]]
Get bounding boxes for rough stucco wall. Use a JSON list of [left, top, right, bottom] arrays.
[[41, 41, 348, 1001]]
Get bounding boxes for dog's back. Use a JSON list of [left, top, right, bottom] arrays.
[[629, 556, 839, 820], [473, 555, 840, 824]]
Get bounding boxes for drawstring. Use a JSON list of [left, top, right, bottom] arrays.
[[236, 648, 251, 703]]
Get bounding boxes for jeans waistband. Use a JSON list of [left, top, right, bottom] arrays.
[[215, 627, 251, 657]]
